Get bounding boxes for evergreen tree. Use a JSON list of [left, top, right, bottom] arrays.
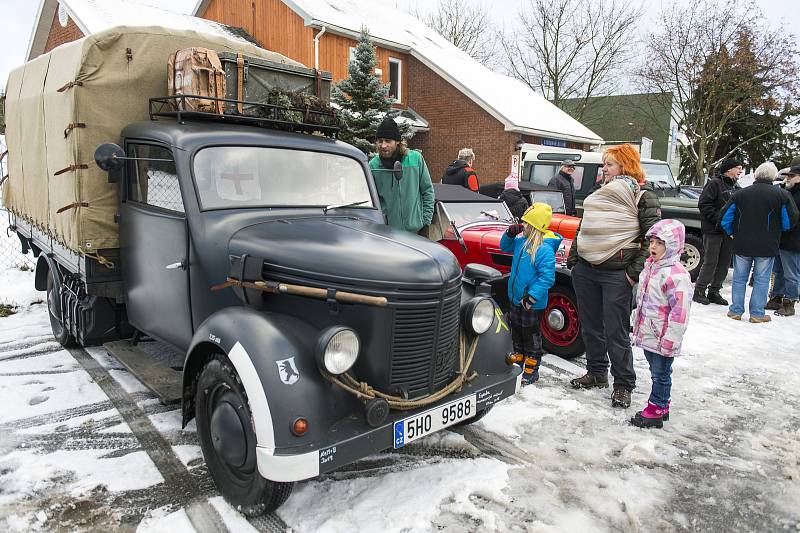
[[332, 28, 394, 155]]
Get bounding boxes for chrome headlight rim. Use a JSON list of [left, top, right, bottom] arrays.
[[315, 326, 360, 375], [463, 296, 496, 335]]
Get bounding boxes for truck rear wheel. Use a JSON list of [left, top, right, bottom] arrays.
[[195, 357, 293, 516], [46, 273, 76, 348], [682, 234, 704, 282]]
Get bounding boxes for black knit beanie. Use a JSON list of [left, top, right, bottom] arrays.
[[718, 158, 743, 175], [376, 117, 401, 141]]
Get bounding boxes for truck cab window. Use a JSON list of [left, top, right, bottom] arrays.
[[127, 144, 182, 213]]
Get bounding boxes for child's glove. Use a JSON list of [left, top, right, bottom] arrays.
[[505, 223, 524, 238], [521, 295, 536, 310]]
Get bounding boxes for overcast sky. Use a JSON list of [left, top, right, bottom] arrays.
[[0, 0, 796, 94]]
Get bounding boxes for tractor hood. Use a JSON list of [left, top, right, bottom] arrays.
[[228, 217, 462, 287]]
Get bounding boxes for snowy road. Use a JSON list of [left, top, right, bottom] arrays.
[[1, 268, 799, 532]]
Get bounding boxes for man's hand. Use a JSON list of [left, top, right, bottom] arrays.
[[505, 223, 524, 238]]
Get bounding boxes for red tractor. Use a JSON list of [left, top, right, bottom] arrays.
[[428, 184, 584, 358]]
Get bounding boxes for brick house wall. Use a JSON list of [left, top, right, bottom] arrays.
[[43, 9, 84, 54], [406, 57, 585, 186]]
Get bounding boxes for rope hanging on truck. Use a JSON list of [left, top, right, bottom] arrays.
[[321, 330, 480, 410], [211, 277, 389, 307]]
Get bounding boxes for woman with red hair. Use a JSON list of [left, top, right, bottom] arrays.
[[566, 144, 661, 408]]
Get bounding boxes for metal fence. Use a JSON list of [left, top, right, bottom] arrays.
[[1, 208, 35, 271]]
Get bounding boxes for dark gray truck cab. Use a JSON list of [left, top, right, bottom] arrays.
[[11, 117, 520, 514]]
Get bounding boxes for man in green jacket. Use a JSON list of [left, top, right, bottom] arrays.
[[368, 117, 434, 234]]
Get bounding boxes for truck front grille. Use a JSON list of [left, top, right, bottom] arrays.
[[390, 280, 461, 398]]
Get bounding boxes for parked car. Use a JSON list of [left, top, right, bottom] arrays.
[[517, 146, 705, 280], [428, 184, 584, 358]]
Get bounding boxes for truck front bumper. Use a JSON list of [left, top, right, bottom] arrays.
[[256, 367, 522, 482]]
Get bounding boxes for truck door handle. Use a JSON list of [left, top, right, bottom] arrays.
[[165, 261, 185, 270]]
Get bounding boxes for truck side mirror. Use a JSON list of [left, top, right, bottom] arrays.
[[393, 160, 403, 181], [94, 143, 125, 172]]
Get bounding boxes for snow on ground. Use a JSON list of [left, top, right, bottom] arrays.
[[1, 268, 799, 532]]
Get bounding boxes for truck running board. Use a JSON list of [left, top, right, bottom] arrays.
[[103, 340, 182, 405]]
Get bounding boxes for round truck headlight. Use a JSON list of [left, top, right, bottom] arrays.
[[316, 327, 360, 375], [464, 297, 495, 335]]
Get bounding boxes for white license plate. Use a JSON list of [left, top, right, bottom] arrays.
[[393, 394, 476, 448]]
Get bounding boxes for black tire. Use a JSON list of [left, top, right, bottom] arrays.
[[195, 357, 293, 516], [682, 233, 704, 282], [46, 272, 76, 348], [541, 284, 585, 359], [455, 406, 493, 427]]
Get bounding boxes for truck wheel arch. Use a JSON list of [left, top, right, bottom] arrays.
[[35, 254, 56, 291]]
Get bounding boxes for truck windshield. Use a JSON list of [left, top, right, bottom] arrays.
[[643, 163, 677, 189], [193, 146, 374, 210]]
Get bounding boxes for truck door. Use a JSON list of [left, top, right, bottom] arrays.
[[120, 142, 193, 350]]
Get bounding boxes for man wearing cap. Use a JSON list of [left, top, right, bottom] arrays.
[[548, 161, 577, 216], [766, 164, 800, 316], [368, 117, 434, 234], [694, 158, 743, 305]]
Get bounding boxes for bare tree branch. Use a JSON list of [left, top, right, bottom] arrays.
[[413, 0, 501, 68], [499, 0, 643, 121]]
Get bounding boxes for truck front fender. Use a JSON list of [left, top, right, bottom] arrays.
[[182, 307, 360, 454]]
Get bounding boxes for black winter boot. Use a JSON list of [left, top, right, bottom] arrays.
[[570, 373, 609, 389], [692, 288, 709, 305], [775, 298, 795, 317], [706, 289, 728, 306], [611, 388, 632, 408], [765, 294, 784, 310]]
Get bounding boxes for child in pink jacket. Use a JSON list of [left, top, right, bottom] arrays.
[[630, 219, 693, 429]]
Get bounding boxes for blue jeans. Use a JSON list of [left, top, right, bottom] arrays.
[[730, 255, 775, 317], [644, 350, 673, 408], [771, 250, 800, 301]]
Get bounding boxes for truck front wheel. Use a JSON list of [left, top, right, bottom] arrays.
[[195, 357, 293, 516], [46, 273, 76, 347]]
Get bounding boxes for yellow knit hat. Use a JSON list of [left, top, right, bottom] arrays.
[[521, 202, 553, 233]]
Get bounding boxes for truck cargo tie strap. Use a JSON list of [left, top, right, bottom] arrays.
[[80, 249, 116, 270], [236, 54, 244, 114], [0, 150, 7, 162], [63, 123, 86, 138], [0, 174, 8, 187], [321, 330, 479, 411], [57, 80, 84, 92], [56, 202, 90, 213], [54, 164, 89, 176]]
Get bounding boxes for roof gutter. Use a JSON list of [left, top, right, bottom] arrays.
[[313, 26, 326, 70]]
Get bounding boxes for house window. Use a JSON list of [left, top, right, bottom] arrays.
[[388, 58, 402, 102], [348, 47, 356, 64]]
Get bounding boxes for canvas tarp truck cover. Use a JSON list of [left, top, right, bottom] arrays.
[[2, 26, 299, 254]]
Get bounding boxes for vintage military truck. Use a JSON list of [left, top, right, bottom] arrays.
[[2, 27, 519, 515]]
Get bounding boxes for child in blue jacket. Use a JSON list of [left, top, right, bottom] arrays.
[[500, 203, 562, 384]]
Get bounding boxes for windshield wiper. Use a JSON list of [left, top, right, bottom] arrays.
[[480, 210, 500, 220], [323, 200, 369, 214]]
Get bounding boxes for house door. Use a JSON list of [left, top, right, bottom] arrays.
[[120, 142, 193, 350]]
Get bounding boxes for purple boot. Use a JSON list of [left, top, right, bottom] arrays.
[[630, 402, 666, 429]]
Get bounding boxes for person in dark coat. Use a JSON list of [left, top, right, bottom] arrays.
[[567, 144, 661, 409], [499, 175, 529, 220], [694, 158, 742, 305], [548, 160, 577, 215], [766, 164, 800, 316], [720, 162, 799, 322], [442, 148, 479, 192]]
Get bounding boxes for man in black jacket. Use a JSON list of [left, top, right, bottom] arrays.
[[721, 162, 800, 322], [767, 165, 800, 316], [548, 160, 577, 215], [442, 148, 479, 192], [694, 159, 742, 305]]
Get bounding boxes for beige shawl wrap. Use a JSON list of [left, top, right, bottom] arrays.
[[577, 177, 644, 265]]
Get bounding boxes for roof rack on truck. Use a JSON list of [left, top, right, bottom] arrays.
[[149, 94, 339, 138]]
